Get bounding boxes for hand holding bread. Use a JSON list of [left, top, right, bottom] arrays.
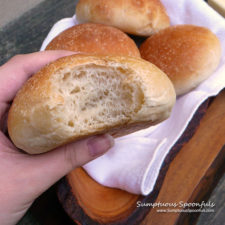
[[0, 52, 116, 225]]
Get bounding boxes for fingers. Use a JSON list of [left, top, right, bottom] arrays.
[[0, 51, 76, 103], [23, 134, 114, 196]]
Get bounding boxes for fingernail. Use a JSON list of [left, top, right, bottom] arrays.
[[87, 134, 114, 157]]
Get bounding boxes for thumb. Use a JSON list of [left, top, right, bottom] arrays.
[[25, 134, 114, 196]]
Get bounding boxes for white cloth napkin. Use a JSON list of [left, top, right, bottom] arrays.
[[40, 0, 225, 195]]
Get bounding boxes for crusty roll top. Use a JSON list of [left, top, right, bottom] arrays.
[[46, 23, 141, 58], [140, 25, 221, 95], [76, 0, 170, 36]]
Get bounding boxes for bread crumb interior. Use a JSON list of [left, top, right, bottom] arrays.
[[51, 64, 144, 133]]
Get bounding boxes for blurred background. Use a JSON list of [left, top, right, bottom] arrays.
[[0, 0, 45, 27], [0, 0, 78, 65]]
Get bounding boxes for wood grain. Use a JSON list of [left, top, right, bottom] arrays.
[[58, 170, 146, 225], [68, 168, 140, 223]]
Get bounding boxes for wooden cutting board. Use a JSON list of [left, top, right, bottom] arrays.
[[57, 89, 225, 225]]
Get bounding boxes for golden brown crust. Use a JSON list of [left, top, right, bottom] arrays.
[[8, 54, 176, 154], [46, 23, 140, 58], [76, 0, 170, 36], [140, 25, 221, 95]]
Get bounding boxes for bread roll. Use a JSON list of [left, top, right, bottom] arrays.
[[140, 25, 221, 95], [75, 0, 170, 36], [8, 54, 176, 154], [46, 23, 140, 58]]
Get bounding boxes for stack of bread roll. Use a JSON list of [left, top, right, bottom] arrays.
[[8, 0, 221, 154]]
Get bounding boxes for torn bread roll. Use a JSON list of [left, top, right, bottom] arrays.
[[46, 23, 140, 58], [75, 0, 170, 36], [8, 54, 176, 154], [140, 25, 221, 95]]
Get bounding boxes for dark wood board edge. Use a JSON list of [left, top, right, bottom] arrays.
[[56, 98, 210, 225]]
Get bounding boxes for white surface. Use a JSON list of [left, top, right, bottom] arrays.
[[41, 0, 225, 196]]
